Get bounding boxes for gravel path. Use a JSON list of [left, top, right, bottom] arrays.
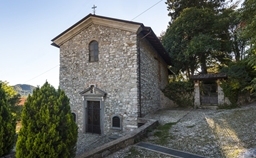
[[107, 103, 256, 158]]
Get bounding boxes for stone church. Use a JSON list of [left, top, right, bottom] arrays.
[[51, 14, 172, 138]]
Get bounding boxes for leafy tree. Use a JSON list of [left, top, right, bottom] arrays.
[[0, 81, 22, 121], [166, 0, 225, 22], [240, 0, 256, 95], [220, 61, 254, 104], [0, 81, 17, 97], [0, 83, 16, 156], [16, 82, 78, 158], [245, 53, 256, 95], [162, 7, 232, 78], [226, 9, 248, 61], [241, 0, 256, 49]]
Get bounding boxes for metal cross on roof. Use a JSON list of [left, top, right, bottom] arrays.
[[92, 5, 97, 15]]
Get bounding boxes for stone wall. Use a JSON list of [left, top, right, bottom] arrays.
[[58, 22, 172, 152], [139, 37, 170, 116], [160, 90, 176, 109], [76, 119, 158, 158], [194, 81, 200, 108], [59, 24, 139, 135], [217, 82, 225, 105]]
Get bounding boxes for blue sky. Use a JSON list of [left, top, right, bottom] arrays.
[[0, 0, 170, 88]]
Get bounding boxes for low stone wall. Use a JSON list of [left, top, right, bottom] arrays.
[[160, 90, 176, 109], [76, 118, 158, 158]]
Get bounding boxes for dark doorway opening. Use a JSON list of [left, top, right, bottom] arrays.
[[87, 101, 101, 134], [201, 81, 218, 105]]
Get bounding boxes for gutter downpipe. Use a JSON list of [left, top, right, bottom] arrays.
[[138, 29, 152, 118]]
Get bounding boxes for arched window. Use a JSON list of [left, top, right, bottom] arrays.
[[89, 41, 99, 62], [112, 115, 122, 130], [71, 113, 76, 122]]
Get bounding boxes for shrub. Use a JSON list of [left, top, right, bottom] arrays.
[[0, 83, 16, 156], [163, 81, 194, 107], [16, 82, 78, 158], [220, 61, 253, 105], [0, 81, 22, 121]]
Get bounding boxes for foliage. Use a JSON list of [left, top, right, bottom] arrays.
[[241, 0, 256, 52], [163, 0, 249, 80], [0, 81, 22, 121], [213, 7, 249, 62], [162, 7, 232, 78], [244, 77, 256, 96], [218, 103, 240, 109], [165, 0, 225, 23], [240, 0, 256, 95], [163, 81, 194, 107], [1, 81, 17, 97], [225, 8, 248, 61], [219, 80, 238, 105], [16, 82, 78, 158], [220, 61, 254, 105], [0, 83, 16, 156]]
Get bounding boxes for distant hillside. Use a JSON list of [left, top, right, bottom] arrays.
[[13, 84, 36, 97]]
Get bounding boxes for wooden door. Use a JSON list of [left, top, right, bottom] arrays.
[[87, 101, 101, 134]]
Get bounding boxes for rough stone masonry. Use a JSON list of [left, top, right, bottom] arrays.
[[51, 14, 174, 154]]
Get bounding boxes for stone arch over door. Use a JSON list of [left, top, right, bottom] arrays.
[[80, 85, 107, 134]]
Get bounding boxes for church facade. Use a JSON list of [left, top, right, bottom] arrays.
[[51, 14, 172, 136]]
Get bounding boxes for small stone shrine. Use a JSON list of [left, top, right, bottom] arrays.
[[190, 73, 229, 108]]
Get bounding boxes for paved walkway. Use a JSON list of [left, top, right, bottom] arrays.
[[108, 103, 256, 158], [136, 142, 205, 158]]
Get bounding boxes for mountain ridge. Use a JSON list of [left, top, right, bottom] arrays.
[[13, 84, 36, 97]]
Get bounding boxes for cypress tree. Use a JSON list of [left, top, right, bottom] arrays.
[[16, 82, 78, 158], [0, 83, 16, 156]]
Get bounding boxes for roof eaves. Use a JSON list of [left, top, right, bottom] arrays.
[[51, 14, 144, 43], [141, 27, 172, 65], [51, 14, 92, 42], [51, 42, 60, 48], [190, 73, 228, 80]]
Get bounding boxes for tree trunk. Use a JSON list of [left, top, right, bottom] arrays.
[[233, 34, 240, 61], [200, 53, 207, 74]]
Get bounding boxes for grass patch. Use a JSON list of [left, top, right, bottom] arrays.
[[124, 147, 143, 158], [153, 122, 176, 145]]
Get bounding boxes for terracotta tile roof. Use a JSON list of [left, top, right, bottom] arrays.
[[18, 97, 26, 106]]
